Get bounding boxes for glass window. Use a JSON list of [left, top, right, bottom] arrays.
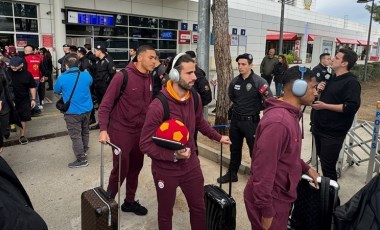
[[14, 4, 37, 18], [129, 38, 158, 49], [93, 26, 116, 36], [159, 40, 177, 49], [66, 25, 92, 36], [129, 16, 158, 28], [15, 18, 38, 32], [158, 50, 177, 59], [159, 30, 177, 40], [114, 26, 128, 37], [107, 49, 129, 59], [94, 37, 128, 49], [16, 34, 39, 48], [129, 27, 158, 39], [0, 17, 14, 31], [159, 19, 178, 30], [114, 61, 128, 69], [0, 2, 12, 16], [115, 15, 128, 26]]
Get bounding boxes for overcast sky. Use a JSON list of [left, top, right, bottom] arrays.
[[315, 0, 375, 27]]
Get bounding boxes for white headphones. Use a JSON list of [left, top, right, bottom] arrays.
[[169, 53, 187, 82], [292, 66, 308, 97]]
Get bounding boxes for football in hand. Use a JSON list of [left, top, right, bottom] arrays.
[[156, 119, 189, 145]]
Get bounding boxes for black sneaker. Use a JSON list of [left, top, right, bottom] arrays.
[[121, 200, 148, 216], [89, 124, 99, 130], [217, 171, 238, 184], [19, 136, 29, 145], [68, 159, 89, 168]]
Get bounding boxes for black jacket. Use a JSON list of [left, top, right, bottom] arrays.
[[94, 54, 116, 87], [312, 63, 331, 82], [194, 66, 212, 106], [0, 156, 48, 229], [334, 175, 380, 230], [273, 62, 288, 84]]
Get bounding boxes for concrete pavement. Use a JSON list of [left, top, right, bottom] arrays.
[[1, 90, 376, 229]]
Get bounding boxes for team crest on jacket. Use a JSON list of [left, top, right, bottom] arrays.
[[246, 83, 252, 91], [158, 180, 164, 189]]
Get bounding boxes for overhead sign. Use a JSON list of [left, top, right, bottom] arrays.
[[67, 10, 115, 27], [181, 23, 188, 30], [193, 24, 198, 32], [178, 31, 191, 44]]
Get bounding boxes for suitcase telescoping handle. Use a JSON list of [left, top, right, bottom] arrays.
[[213, 125, 232, 196], [100, 141, 122, 230]]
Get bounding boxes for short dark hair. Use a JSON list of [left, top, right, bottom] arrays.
[[283, 66, 316, 87], [166, 54, 194, 74], [319, 53, 330, 61], [338, 48, 358, 70], [236, 53, 253, 65], [185, 50, 196, 59], [84, 44, 91, 50], [64, 54, 79, 68], [136, 45, 155, 57]]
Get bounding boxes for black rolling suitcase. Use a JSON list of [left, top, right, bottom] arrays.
[[204, 132, 236, 230], [81, 142, 122, 230], [289, 175, 339, 230]]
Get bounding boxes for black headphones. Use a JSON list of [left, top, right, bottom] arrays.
[[292, 66, 308, 97]]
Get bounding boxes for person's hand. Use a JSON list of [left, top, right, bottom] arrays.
[[175, 147, 191, 160], [98, 130, 109, 144], [40, 77, 45, 83], [220, 135, 232, 144], [307, 167, 320, 189], [311, 101, 326, 110], [261, 217, 273, 230], [317, 81, 326, 92], [30, 100, 36, 108], [0, 101, 2, 112]]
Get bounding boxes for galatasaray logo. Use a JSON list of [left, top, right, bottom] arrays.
[[246, 83, 252, 91], [158, 180, 164, 189], [33, 64, 39, 71]]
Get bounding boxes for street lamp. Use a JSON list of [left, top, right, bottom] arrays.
[[357, 0, 375, 82]]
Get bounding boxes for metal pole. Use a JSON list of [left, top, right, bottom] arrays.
[[279, 0, 285, 55], [197, 0, 211, 119], [363, 0, 374, 82]]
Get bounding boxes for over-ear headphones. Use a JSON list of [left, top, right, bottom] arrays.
[[292, 66, 308, 97], [169, 53, 187, 82]]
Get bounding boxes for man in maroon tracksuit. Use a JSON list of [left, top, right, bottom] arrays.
[[140, 53, 231, 230], [244, 66, 320, 230], [98, 45, 156, 216]]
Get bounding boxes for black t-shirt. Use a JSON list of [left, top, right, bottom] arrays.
[[8, 69, 36, 104]]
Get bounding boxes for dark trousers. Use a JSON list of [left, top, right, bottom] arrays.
[[152, 165, 205, 230], [244, 182, 290, 230], [229, 116, 259, 173], [314, 133, 345, 181], [107, 129, 144, 203], [262, 74, 273, 87], [63, 112, 90, 161]]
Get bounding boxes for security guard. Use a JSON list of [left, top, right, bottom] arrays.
[[57, 44, 70, 74], [312, 53, 332, 83], [91, 44, 116, 129], [218, 53, 272, 184]]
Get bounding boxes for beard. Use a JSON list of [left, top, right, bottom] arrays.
[[178, 78, 192, 90]]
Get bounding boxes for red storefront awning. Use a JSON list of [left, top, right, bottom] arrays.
[[357, 40, 375, 46], [266, 33, 297, 41], [336, 38, 359, 44], [308, 35, 315, 41]]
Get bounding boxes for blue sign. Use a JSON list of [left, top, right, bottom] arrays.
[[160, 30, 175, 39], [181, 23, 188, 30], [232, 28, 238, 35], [193, 24, 198, 32], [68, 11, 115, 27], [241, 29, 246, 36]]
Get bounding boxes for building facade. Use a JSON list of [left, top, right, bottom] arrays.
[[0, 0, 377, 69]]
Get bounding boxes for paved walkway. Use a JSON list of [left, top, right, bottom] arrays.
[[1, 90, 377, 229]]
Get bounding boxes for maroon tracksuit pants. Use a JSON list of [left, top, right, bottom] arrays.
[[244, 183, 291, 230], [107, 129, 144, 203], [152, 165, 205, 230]]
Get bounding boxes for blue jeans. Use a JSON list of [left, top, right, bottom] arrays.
[[275, 82, 283, 97]]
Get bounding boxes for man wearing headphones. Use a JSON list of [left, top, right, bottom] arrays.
[[98, 45, 157, 216], [311, 48, 361, 182], [140, 53, 231, 230], [244, 66, 319, 230], [218, 53, 272, 184]]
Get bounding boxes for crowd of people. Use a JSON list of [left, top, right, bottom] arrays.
[[0, 41, 362, 229]]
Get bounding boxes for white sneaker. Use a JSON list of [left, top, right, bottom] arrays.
[[41, 100, 44, 105], [38, 105, 43, 110]]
